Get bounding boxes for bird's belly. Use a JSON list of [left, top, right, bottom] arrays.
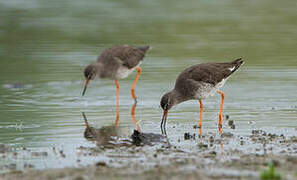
[[194, 79, 227, 99], [115, 62, 141, 79], [194, 83, 216, 99]]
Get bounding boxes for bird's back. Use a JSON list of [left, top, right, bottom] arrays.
[[97, 45, 150, 78], [174, 58, 244, 99]]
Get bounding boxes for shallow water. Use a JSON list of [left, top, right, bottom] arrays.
[[0, 0, 297, 171]]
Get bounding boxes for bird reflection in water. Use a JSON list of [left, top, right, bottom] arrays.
[[130, 102, 142, 132], [82, 112, 131, 148], [82, 112, 167, 147]]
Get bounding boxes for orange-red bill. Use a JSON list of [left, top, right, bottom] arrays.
[[82, 79, 91, 96]]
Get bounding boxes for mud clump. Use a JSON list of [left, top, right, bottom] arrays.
[[1, 127, 297, 180], [220, 132, 233, 138], [24, 163, 34, 169], [131, 130, 166, 146], [252, 130, 264, 135], [228, 120, 235, 129], [198, 142, 208, 149], [193, 125, 200, 129], [96, 161, 107, 167], [226, 115, 230, 120], [209, 136, 215, 143], [184, 132, 196, 140]]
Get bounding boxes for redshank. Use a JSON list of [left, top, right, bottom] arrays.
[[82, 45, 150, 124], [160, 58, 244, 134]]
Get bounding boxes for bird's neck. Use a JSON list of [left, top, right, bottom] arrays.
[[93, 63, 104, 77], [169, 90, 185, 106]]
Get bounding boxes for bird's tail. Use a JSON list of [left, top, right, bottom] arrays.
[[137, 46, 151, 53], [230, 57, 244, 73]]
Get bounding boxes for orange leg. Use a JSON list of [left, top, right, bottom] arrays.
[[115, 80, 120, 126], [131, 67, 142, 103], [131, 102, 142, 132], [199, 100, 203, 135], [217, 90, 225, 133]]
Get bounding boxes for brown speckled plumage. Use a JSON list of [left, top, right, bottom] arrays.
[[160, 57, 244, 134], [82, 45, 150, 123], [92, 45, 149, 79], [83, 45, 150, 81], [173, 58, 244, 100]]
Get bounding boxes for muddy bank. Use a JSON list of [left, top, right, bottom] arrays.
[[1, 151, 296, 180], [1, 128, 297, 180]]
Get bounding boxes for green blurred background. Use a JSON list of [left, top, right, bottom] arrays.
[[1, 0, 297, 83]]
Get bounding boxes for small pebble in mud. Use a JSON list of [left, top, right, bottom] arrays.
[[59, 150, 66, 158], [290, 136, 297, 142], [221, 132, 233, 138], [252, 130, 263, 135], [193, 125, 200, 129], [272, 159, 280, 167], [198, 143, 208, 149], [184, 132, 196, 140], [248, 121, 255, 125], [268, 133, 276, 139], [228, 120, 234, 126], [198, 134, 205, 138], [240, 141, 244, 145], [209, 136, 215, 143], [96, 161, 107, 167], [226, 115, 230, 120], [231, 124, 235, 129], [263, 132, 267, 136], [153, 154, 157, 158], [280, 134, 285, 138], [204, 151, 217, 158], [24, 163, 34, 168]]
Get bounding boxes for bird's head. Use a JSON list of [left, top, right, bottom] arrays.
[[160, 91, 177, 125], [82, 64, 98, 96], [160, 92, 175, 111]]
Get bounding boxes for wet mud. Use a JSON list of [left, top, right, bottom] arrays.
[[1, 125, 297, 180]]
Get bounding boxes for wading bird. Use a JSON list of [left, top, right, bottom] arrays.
[[160, 58, 244, 134], [82, 45, 150, 125]]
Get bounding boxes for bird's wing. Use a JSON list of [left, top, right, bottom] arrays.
[[186, 63, 236, 85], [98, 46, 147, 69], [174, 63, 233, 93]]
